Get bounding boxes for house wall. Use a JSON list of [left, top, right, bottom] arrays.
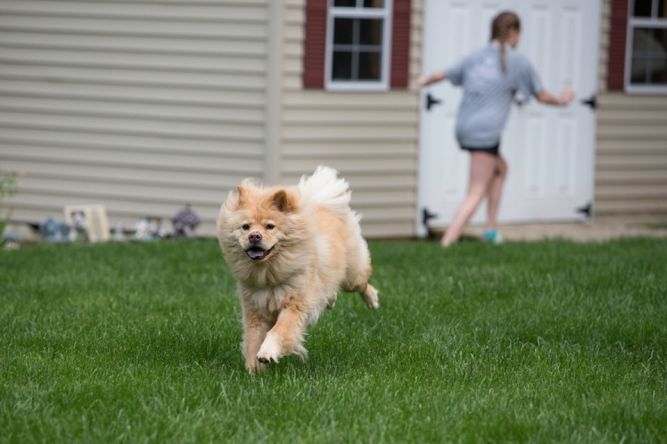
[[279, 0, 423, 238], [0, 0, 272, 233], [596, 0, 667, 216]]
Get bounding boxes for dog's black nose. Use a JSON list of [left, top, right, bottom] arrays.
[[248, 231, 262, 243]]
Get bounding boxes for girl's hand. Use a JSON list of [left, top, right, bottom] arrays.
[[417, 71, 445, 88], [559, 87, 575, 105], [417, 74, 430, 88]]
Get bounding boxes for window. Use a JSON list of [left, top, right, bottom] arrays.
[[325, 0, 393, 90], [626, 0, 667, 92], [302, 0, 410, 90]]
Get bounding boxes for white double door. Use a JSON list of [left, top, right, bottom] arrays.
[[418, 0, 600, 235]]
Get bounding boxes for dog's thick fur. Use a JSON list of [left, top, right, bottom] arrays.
[[217, 166, 379, 372]]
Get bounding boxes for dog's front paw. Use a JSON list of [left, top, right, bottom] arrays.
[[245, 360, 266, 374], [256, 333, 281, 364]]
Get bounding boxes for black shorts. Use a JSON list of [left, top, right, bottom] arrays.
[[461, 142, 500, 156]]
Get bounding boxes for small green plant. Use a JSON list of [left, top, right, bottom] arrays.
[[0, 171, 21, 239], [645, 221, 667, 230], [0, 171, 18, 198]]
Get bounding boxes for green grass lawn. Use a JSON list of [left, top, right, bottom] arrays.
[[1, 238, 666, 443]]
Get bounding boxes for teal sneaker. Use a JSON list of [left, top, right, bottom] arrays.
[[482, 229, 503, 244]]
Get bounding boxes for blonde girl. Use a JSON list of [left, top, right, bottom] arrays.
[[418, 11, 574, 246]]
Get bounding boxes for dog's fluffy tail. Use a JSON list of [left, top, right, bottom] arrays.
[[297, 166, 352, 218]]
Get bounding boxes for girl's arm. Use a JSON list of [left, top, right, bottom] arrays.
[[418, 70, 446, 87], [536, 87, 575, 106]]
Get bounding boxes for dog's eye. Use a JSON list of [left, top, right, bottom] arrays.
[[242, 223, 250, 230], [266, 223, 275, 230]]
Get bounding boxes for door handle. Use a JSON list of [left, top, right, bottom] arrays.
[[425, 92, 442, 111], [581, 95, 597, 110]]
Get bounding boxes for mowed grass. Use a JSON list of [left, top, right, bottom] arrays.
[[1, 237, 666, 443]]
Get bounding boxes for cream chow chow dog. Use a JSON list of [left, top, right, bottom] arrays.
[[217, 166, 379, 372]]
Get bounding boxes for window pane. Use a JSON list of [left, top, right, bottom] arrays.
[[334, 0, 356, 6], [630, 27, 667, 85], [632, 27, 667, 57], [633, 27, 653, 56], [659, 0, 666, 18], [633, 0, 652, 17], [334, 18, 354, 44], [631, 57, 650, 83], [332, 51, 353, 80], [630, 58, 648, 85], [649, 28, 667, 58], [359, 19, 383, 45], [648, 58, 667, 83], [358, 51, 382, 80], [648, 28, 667, 83], [363, 0, 385, 7]]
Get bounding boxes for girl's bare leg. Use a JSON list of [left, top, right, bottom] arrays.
[[485, 155, 508, 231], [441, 152, 497, 246]]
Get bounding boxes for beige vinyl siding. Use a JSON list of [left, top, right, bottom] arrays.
[[0, 0, 270, 234], [598, 0, 611, 93], [280, 0, 422, 238], [595, 0, 667, 216], [596, 95, 667, 214]]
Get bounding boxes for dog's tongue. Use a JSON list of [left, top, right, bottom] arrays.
[[247, 248, 266, 260]]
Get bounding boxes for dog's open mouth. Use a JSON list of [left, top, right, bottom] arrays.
[[245, 245, 273, 261]]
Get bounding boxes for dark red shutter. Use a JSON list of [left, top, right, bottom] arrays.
[[303, 0, 328, 88], [302, 0, 412, 89], [390, 0, 411, 88], [607, 0, 629, 91]]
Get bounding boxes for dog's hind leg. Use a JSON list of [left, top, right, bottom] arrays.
[[342, 249, 379, 309], [362, 282, 379, 309], [353, 282, 379, 309], [342, 279, 379, 309], [341, 235, 379, 309]]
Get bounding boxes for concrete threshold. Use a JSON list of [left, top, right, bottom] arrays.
[[429, 215, 667, 242]]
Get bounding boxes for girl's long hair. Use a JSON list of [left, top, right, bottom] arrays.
[[490, 11, 521, 73]]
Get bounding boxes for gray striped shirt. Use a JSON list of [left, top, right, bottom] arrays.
[[444, 44, 544, 148]]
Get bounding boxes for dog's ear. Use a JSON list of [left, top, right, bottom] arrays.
[[223, 184, 247, 211], [271, 189, 297, 213], [236, 185, 247, 206]]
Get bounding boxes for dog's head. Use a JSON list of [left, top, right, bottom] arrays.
[[217, 182, 303, 266]]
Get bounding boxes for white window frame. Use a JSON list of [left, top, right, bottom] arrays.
[[325, 0, 393, 91], [625, 0, 667, 94]]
